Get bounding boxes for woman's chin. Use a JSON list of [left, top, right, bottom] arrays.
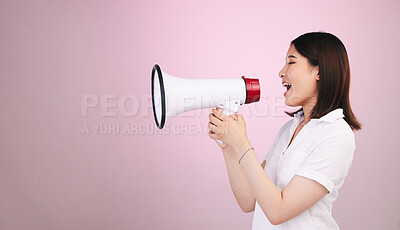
[[284, 98, 293, 106], [284, 98, 299, 107]]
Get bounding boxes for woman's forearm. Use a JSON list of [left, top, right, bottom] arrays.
[[222, 148, 256, 213], [232, 142, 284, 224]]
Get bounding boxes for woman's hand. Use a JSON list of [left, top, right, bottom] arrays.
[[208, 107, 251, 154]]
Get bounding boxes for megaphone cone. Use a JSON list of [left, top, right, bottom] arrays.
[[151, 64, 260, 129]]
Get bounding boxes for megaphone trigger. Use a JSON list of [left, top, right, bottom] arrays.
[[220, 99, 241, 116]]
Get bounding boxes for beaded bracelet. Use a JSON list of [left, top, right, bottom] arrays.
[[238, 147, 254, 164]]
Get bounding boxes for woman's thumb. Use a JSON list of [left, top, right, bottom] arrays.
[[236, 113, 244, 120]]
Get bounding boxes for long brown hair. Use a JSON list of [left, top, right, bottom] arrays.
[[285, 32, 362, 130]]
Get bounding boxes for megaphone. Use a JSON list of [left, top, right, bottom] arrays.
[[151, 64, 261, 130]]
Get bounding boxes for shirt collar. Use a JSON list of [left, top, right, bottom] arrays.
[[294, 108, 345, 124]]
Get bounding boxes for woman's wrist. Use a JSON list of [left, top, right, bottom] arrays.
[[221, 146, 232, 154], [232, 139, 253, 159], [222, 147, 238, 162]]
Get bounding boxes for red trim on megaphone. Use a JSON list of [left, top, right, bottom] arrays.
[[242, 76, 260, 104]]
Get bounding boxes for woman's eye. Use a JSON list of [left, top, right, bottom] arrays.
[[288, 62, 295, 65]]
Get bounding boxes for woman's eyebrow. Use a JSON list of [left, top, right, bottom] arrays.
[[288, 55, 297, 58]]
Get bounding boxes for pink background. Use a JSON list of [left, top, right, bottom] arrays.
[[1, 0, 399, 229]]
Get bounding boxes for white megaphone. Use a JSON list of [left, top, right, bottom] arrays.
[[151, 64, 260, 138]]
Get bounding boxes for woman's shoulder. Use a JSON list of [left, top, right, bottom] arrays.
[[311, 118, 356, 154], [312, 108, 354, 136], [318, 118, 355, 139]]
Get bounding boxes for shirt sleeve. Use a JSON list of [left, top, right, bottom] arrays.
[[295, 131, 356, 193]]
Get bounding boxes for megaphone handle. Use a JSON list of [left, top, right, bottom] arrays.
[[216, 100, 241, 144]]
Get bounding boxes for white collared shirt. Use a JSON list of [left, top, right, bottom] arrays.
[[252, 108, 356, 230]]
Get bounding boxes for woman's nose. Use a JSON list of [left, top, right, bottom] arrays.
[[278, 68, 285, 78]]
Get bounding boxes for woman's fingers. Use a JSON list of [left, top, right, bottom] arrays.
[[209, 112, 222, 126], [208, 121, 215, 132], [208, 108, 232, 136], [208, 121, 220, 134], [208, 130, 228, 149], [208, 129, 219, 139], [229, 114, 238, 121], [212, 108, 227, 121], [208, 108, 238, 147]]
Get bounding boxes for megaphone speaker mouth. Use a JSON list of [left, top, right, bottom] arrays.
[[151, 64, 166, 129]]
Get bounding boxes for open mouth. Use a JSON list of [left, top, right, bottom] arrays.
[[283, 82, 292, 91], [282, 82, 292, 97]]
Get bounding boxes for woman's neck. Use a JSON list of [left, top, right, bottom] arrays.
[[302, 100, 317, 124]]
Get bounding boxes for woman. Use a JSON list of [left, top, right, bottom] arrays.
[[208, 32, 361, 229]]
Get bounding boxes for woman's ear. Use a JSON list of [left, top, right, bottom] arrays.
[[313, 66, 320, 81]]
